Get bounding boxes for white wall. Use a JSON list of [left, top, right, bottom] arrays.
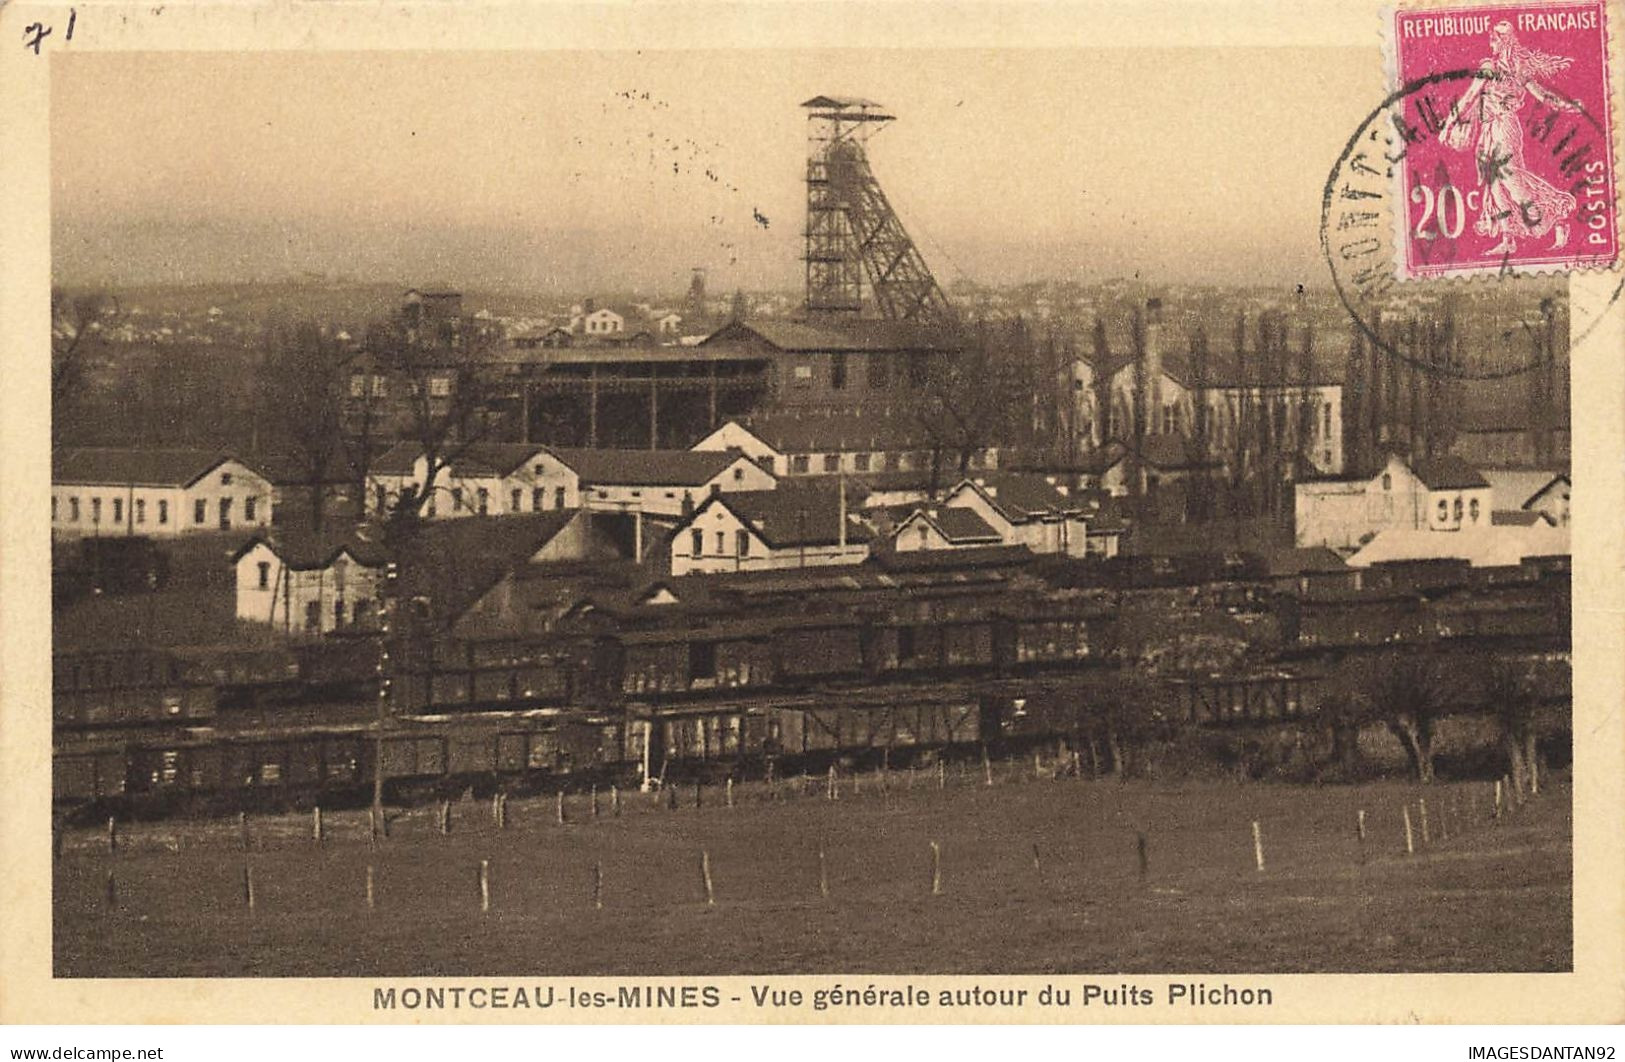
[[53, 459, 273, 539], [235, 542, 382, 634]]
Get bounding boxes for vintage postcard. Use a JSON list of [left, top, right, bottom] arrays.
[[1, 0, 1622, 1034]]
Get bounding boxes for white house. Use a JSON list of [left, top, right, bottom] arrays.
[[690, 421, 783, 471], [670, 484, 871, 575], [554, 447, 777, 519], [696, 413, 998, 479], [53, 448, 275, 539], [940, 473, 1092, 557], [575, 307, 625, 336], [1347, 523, 1569, 568], [1295, 453, 1493, 551], [891, 505, 1003, 553], [233, 534, 386, 634], [367, 443, 581, 520], [1481, 469, 1570, 527]]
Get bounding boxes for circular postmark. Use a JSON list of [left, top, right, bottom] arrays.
[[1321, 68, 1622, 382]]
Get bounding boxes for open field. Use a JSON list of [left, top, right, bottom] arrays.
[[54, 768, 1571, 977]]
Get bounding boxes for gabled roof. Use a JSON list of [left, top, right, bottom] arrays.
[[1260, 545, 1349, 578], [1137, 433, 1213, 471], [553, 447, 759, 487], [401, 511, 581, 627], [949, 473, 1086, 524], [700, 318, 955, 354], [371, 442, 422, 477], [451, 443, 558, 478], [231, 528, 389, 571], [1480, 469, 1568, 510], [1409, 455, 1490, 490], [688, 483, 873, 549], [1491, 509, 1549, 527], [53, 448, 256, 489], [895, 506, 1002, 545]]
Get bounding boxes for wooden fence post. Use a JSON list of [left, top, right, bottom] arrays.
[[240, 811, 251, 852], [1251, 821, 1265, 873], [930, 841, 942, 896], [106, 815, 118, 855], [1357, 809, 1367, 863], [557, 791, 567, 825], [242, 861, 256, 911], [937, 759, 946, 790], [726, 777, 735, 809], [591, 784, 600, 820], [593, 861, 603, 910], [982, 745, 994, 787], [611, 784, 621, 818], [478, 859, 491, 914], [694, 779, 703, 810], [1402, 805, 1415, 855], [700, 850, 716, 907], [1494, 779, 1504, 821], [1034, 750, 1043, 781], [104, 868, 118, 911], [827, 764, 837, 801], [818, 847, 829, 898], [1136, 832, 1149, 882], [312, 804, 324, 845], [1031, 842, 1042, 875], [1418, 799, 1431, 845], [366, 864, 376, 911], [1439, 794, 1450, 842]]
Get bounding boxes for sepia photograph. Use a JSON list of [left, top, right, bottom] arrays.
[[4, 0, 1623, 1032]]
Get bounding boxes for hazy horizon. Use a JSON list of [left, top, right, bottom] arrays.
[[53, 48, 1375, 294]]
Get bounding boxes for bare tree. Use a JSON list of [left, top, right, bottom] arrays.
[[261, 317, 346, 532], [51, 288, 115, 449], [1482, 655, 1542, 796], [912, 319, 1028, 492], [1364, 650, 1452, 784]]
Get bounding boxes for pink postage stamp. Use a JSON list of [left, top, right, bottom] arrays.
[[1389, 0, 1618, 277]]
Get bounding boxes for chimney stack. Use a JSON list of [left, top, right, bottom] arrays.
[[1144, 298, 1165, 436]]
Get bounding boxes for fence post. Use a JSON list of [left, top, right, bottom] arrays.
[[1494, 779, 1504, 821], [478, 859, 491, 914], [106, 815, 118, 855], [313, 804, 324, 845], [930, 840, 942, 896], [591, 784, 600, 821], [1402, 805, 1415, 855], [700, 850, 716, 907], [557, 791, 566, 825], [611, 784, 621, 818], [982, 745, 994, 787], [1251, 821, 1265, 873], [937, 759, 946, 791], [242, 860, 256, 911], [1136, 832, 1149, 882], [1418, 799, 1431, 845], [366, 864, 376, 911], [1357, 809, 1367, 863], [593, 861, 603, 910], [104, 868, 118, 911], [240, 811, 251, 852], [694, 779, 703, 811], [726, 777, 735, 809], [1439, 794, 1450, 842], [1031, 842, 1042, 875], [827, 764, 837, 801], [818, 847, 830, 899]]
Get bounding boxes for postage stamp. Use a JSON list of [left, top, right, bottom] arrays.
[[1388, 0, 1619, 278]]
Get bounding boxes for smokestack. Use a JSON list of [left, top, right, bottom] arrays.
[[1144, 298, 1164, 436]]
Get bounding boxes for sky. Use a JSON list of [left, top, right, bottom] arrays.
[[51, 47, 1376, 295]]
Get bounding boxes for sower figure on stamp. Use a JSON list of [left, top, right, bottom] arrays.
[[1439, 21, 1580, 255]]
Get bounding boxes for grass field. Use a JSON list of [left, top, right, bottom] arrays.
[[53, 766, 1572, 977]]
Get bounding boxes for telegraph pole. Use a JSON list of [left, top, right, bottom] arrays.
[[372, 558, 398, 838]]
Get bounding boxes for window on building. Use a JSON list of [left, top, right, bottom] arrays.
[[1437, 499, 1449, 517], [218, 497, 233, 530], [823, 454, 840, 473], [194, 499, 206, 524], [335, 599, 347, 627], [1322, 405, 1332, 436], [688, 641, 717, 683], [793, 364, 813, 381], [831, 353, 848, 390], [349, 374, 366, 398], [691, 529, 704, 556], [370, 376, 388, 398], [429, 375, 451, 397], [870, 355, 889, 390], [304, 601, 321, 632], [157, 500, 167, 524], [855, 453, 871, 472], [244, 497, 257, 522], [452, 488, 464, 512], [112, 498, 123, 523], [555, 486, 566, 509], [51, 496, 58, 522], [917, 524, 929, 548], [1469, 498, 1480, 522], [92, 498, 102, 523], [257, 561, 270, 590], [133, 498, 145, 524], [512, 488, 522, 511], [221, 472, 233, 486], [733, 466, 744, 482], [1453, 498, 1463, 521], [69, 497, 80, 522], [791, 455, 810, 474], [715, 531, 725, 554], [736, 530, 750, 557], [885, 452, 901, 472], [1382, 473, 1392, 491], [477, 487, 490, 515], [532, 487, 545, 511]]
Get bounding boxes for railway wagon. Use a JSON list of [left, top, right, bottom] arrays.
[[618, 623, 777, 698], [53, 648, 217, 729], [53, 742, 130, 802]]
